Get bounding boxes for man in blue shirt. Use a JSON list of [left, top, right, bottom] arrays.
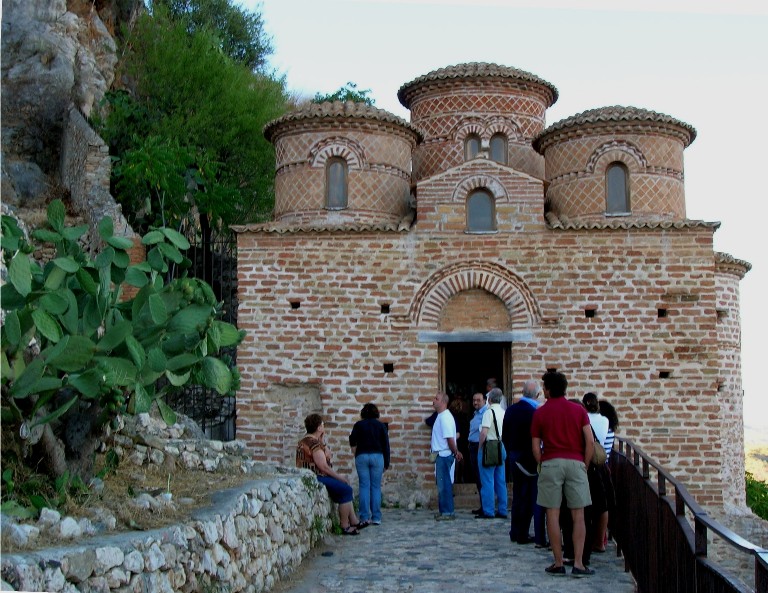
[[503, 379, 546, 545], [467, 391, 487, 514]]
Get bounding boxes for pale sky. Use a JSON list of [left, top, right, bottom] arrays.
[[243, 0, 767, 441]]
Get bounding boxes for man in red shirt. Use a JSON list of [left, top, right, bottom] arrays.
[[531, 371, 595, 577]]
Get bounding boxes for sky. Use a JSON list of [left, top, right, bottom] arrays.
[[242, 0, 767, 442]]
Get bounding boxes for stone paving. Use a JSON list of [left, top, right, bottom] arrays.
[[269, 507, 638, 593]]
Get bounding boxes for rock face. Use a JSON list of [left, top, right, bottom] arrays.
[[1, 0, 130, 207]]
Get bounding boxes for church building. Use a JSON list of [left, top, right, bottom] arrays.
[[233, 63, 750, 511]]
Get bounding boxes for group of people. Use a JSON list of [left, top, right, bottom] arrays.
[[431, 371, 620, 578], [295, 369, 620, 579]]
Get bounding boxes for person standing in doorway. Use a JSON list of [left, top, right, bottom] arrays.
[[531, 371, 595, 577], [476, 387, 507, 519], [467, 391, 488, 514], [486, 377, 507, 409], [431, 392, 462, 520], [349, 403, 390, 526]]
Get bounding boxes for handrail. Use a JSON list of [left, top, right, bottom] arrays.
[[613, 437, 768, 593]]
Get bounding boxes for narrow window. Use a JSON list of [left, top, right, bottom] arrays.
[[326, 157, 348, 209], [467, 189, 495, 232], [489, 133, 508, 164], [464, 134, 480, 160], [606, 162, 630, 214]]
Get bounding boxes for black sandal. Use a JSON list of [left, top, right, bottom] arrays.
[[341, 526, 359, 536], [353, 521, 370, 530]]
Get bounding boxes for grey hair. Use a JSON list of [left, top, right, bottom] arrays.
[[522, 380, 539, 398], [487, 387, 503, 404]]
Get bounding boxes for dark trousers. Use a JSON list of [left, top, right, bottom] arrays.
[[509, 462, 544, 543], [468, 441, 481, 504]]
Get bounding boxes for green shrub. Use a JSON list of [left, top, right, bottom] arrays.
[[746, 472, 768, 520]]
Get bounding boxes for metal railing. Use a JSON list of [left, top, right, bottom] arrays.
[[611, 437, 768, 593]]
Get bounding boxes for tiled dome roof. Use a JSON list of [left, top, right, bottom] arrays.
[[534, 106, 697, 152], [263, 101, 421, 143], [397, 62, 558, 108]]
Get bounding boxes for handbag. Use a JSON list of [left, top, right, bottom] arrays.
[[591, 427, 607, 466], [481, 409, 503, 467]]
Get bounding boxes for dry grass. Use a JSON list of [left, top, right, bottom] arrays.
[[2, 457, 258, 553]]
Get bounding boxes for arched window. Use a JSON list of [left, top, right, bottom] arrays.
[[326, 157, 348, 209], [464, 134, 481, 161], [489, 133, 508, 164], [467, 189, 495, 232], [606, 162, 630, 214]]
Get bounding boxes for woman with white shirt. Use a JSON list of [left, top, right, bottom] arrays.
[[582, 392, 613, 553]]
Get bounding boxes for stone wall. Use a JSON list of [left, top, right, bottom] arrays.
[[1, 472, 332, 593], [59, 107, 141, 252], [0, 412, 334, 593]]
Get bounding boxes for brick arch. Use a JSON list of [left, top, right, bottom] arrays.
[[453, 118, 485, 141], [452, 174, 507, 203], [309, 137, 366, 169], [410, 261, 542, 328], [585, 140, 647, 174], [486, 116, 524, 142]]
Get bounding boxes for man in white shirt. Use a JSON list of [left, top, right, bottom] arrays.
[[431, 392, 462, 520]]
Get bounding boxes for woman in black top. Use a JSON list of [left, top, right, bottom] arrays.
[[349, 403, 390, 526]]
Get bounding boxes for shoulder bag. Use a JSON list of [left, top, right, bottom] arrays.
[[591, 427, 607, 466], [482, 409, 503, 467]]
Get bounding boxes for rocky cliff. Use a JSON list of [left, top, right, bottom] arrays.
[[1, 0, 138, 214]]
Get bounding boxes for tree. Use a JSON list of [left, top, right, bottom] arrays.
[[96, 6, 288, 233], [149, 0, 273, 72], [313, 81, 375, 105], [1, 202, 244, 516]]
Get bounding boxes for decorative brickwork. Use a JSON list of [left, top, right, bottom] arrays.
[[235, 63, 750, 513]]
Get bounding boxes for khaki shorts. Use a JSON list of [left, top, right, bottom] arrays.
[[536, 458, 592, 509]]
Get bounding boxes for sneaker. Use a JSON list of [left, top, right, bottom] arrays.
[[371, 520, 381, 525], [545, 564, 566, 576], [435, 514, 456, 521], [571, 566, 595, 578]]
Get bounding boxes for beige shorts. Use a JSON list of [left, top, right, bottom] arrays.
[[536, 458, 592, 509]]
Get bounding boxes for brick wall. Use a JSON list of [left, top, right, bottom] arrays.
[[236, 223, 737, 510], [544, 133, 687, 220]]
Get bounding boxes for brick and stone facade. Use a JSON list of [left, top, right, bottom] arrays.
[[234, 63, 750, 512]]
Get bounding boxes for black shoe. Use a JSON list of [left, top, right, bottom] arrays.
[[516, 536, 535, 544], [494, 512, 508, 519], [471, 508, 483, 515], [474, 513, 494, 519], [571, 566, 595, 578]]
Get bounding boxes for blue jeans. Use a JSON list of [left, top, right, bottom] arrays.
[[355, 452, 384, 522], [435, 454, 455, 516], [478, 444, 507, 516]]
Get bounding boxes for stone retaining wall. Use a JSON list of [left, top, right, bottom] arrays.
[[1, 413, 334, 592], [1, 470, 333, 593]]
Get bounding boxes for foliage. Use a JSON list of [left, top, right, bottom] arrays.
[[95, 6, 288, 233], [149, 0, 273, 72], [313, 81, 375, 105], [746, 471, 768, 520], [0, 201, 244, 513]]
